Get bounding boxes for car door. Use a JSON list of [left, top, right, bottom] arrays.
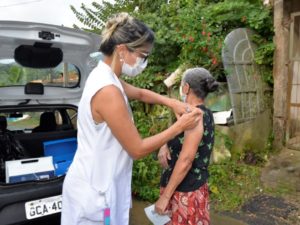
[[0, 21, 101, 224]]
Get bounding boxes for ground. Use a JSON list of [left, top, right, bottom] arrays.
[[130, 148, 300, 225], [259, 148, 300, 224]]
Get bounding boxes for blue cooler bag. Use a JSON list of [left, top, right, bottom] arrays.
[[43, 138, 77, 176]]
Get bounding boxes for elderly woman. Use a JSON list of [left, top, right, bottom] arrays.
[[155, 67, 218, 225]]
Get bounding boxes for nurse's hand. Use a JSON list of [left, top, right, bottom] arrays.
[[176, 107, 203, 131], [158, 144, 171, 169], [170, 99, 189, 119]]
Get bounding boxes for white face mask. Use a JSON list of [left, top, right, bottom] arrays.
[[122, 57, 148, 77], [179, 85, 187, 102]]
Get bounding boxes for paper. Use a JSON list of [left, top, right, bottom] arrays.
[[213, 109, 232, 125], [144, 204, 171, 225]]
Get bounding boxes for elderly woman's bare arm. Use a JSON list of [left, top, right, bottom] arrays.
[[155, 118, 204, 214]]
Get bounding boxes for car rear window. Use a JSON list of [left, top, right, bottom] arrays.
[[0, 59, 79, 88], [0, 108, 77, 133]]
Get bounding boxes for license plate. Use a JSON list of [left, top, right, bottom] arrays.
[[25, 195, 62, 220]]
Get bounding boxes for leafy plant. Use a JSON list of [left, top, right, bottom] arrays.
[[132, 154, 161, 202], [254, 42, 275, 85], [215, 129, 233, 150]]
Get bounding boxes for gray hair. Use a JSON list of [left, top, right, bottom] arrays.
[[182, 67, 219, 99], [99, 12, 154, 56]]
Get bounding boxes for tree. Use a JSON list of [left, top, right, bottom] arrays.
[[70, 0, 163, 32]]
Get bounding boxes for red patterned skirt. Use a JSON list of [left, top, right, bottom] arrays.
[[160, 183, 210, 225]]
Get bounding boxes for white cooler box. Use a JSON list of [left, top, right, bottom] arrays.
[[5, 156, 55, 183]]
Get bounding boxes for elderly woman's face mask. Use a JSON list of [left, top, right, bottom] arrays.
[[179, 82, 188, 102]]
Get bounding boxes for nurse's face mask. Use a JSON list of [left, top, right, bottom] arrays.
[[120, 46, 150, 77]]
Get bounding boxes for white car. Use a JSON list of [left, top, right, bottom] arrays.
[[0, 21, 101, 225]]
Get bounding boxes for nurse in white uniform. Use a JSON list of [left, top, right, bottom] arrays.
[[61, 12, 202, 225]]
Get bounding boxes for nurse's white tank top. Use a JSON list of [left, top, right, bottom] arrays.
[[62, 61, 133, 225]]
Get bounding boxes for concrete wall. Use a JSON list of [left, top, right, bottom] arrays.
[[229, 109, 273, 154], [212, 110, 272, 164]]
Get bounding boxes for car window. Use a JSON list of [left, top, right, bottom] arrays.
[[0, 111, 62, 132], [2, 112, 39, 131], [0, 59, 79, 88]]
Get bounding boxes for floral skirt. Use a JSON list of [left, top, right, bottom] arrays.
[[160, 183, 210, 225]]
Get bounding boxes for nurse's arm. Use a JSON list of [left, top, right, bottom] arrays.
[[91, 85, 201, 160], [120, 79, 186, 116], [160, 119, 203, 200]]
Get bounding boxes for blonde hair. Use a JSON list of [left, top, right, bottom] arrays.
[[99, 12, 154, 56]]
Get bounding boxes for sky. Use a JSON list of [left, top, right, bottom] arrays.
[[0, 0, 100, 28]]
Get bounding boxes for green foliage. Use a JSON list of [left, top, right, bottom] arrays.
[[129, 101, 171, 202], [72, 0, 274, 82], [254, 41, 275, 85], [132, 154, 161, 202], [209, 160, 261, 211], [71, 0, 163, 31], [215, 130, 233, 150], [71, 0, 129, 31]]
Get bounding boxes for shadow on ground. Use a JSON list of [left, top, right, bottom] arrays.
[[224, 195, 299, 225]]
